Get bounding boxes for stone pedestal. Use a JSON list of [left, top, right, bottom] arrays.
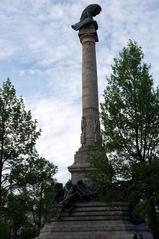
[[68, 24, 100, 184], [68, 147, 96, 184], [37, 202, 152, 239]]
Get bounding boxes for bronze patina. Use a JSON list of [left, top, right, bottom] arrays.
[[72, 4, 102, 31]]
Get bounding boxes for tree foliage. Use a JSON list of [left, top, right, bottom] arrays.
[[101, 40, 159, 169], [8, 153, 57, 237], [0, 79, 41, 206], [10, 152, 57, 230], [0, 79, 57, 239], [90, 40, 159, 239]]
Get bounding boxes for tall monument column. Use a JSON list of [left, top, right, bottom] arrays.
[[69, 5, 101, 184], [80, 24, 100, 147], [37, 5, 153, 239]]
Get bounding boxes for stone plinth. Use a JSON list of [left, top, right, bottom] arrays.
[[68, 147, 96, 184], [37, 202, 152, 239]]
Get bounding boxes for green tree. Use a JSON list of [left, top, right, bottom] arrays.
[[0, 79, 57, 239], [7, 193, 28, 238], [90, 40, 159, 239], [9, 152, 57, 237], [88, 144, 116, 202], [0, 79, 41, 208]]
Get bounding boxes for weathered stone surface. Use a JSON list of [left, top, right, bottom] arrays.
[[68, 146, 96, 184], [80, 24, 100, 147], [69, 24, 100, 184], [37, 202, 152, 239]]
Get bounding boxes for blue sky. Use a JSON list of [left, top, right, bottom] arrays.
[[0, 0, 159, 182]]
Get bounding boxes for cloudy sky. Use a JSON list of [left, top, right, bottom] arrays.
[[0, 0, 159, 183]]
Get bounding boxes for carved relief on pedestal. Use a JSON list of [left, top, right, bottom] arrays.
[[81, 114, 100, 147], [94, 117, 100, 142], [81, 116, 86, 146]]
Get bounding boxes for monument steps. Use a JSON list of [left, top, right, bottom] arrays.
[[38, 202, 152, 239], [52, 215, 130, 222], [61, 211, 129, 217], [50, 202, 130, 221]]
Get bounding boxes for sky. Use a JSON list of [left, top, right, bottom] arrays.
[[0, 0, 159, 183]]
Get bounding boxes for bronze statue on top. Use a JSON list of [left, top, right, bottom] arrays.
[[72, 4, 102, 31]]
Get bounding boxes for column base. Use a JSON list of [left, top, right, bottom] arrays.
[[68, 146, 96, 184]]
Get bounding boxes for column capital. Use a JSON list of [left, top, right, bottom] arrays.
[[79, 24, 98, 43]]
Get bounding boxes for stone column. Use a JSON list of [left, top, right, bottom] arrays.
[[80, 24, 100, 147], [68, 24, 100, 184]]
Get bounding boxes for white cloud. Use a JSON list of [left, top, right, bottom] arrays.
[[0, 39, 16, 60], [28, 97, 81, 183]]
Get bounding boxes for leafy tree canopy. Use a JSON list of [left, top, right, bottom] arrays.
[[0, 79, 57, 239], [89, 40, 159, 239], [0, 79, 41, 205]]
